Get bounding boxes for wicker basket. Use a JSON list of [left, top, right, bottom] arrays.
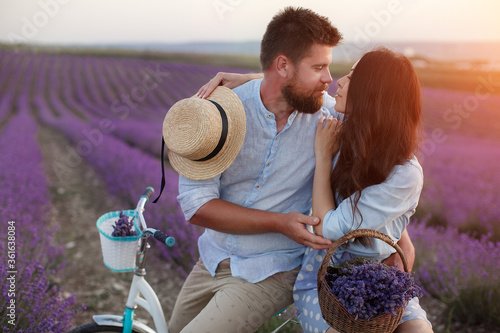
[[96, 210, 141, 272], [317, 229, 409, 333]]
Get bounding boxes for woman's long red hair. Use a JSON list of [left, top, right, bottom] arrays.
[[331, 48, 422, 225]]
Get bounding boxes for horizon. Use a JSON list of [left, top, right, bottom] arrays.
[[6, 39, 499, 64]]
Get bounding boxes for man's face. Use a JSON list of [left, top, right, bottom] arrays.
[[282, 43, 333, 114]]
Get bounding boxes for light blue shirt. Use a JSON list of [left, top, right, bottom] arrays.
[[294, 155, 423, 292], [323, 154, 424, 260], [177, 79, 337, 283]]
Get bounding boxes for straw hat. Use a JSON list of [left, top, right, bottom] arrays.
[[162, 86, 246, 180]]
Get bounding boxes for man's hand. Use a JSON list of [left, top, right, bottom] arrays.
[[191, 200, 332, 250], [279, 212, 332, 250], [382, 229, 415, 272]]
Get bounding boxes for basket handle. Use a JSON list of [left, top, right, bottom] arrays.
[[317, 229, 409, 280]]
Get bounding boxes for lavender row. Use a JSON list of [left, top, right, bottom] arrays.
[[409, 221, 500, 327], [0, 52, 34, 123], [421, 86, 500, 140], [0, 110, 76, 332], [0, 109, 57, 261], [418, 132, 500, 238]]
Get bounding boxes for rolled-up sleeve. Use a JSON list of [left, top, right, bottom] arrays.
[[322, 160, 423, 242], [177, 174, 221, 220]]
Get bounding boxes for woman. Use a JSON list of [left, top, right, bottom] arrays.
[[294, 48, 433, 333], [196, 48, 432, 332]]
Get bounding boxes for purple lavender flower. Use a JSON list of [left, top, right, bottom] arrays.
[[111, 211, 138, 237], [326, 258, 422, 321]]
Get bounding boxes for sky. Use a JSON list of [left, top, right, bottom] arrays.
[[0, 0, 499, 46]]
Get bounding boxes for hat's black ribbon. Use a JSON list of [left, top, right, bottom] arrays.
[[152, 137, 166, 203], [153, 99, 228, 203], [194, 100, 228, 161]]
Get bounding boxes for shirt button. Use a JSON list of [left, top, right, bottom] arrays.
[[267, 114, 272, 118], [255, 185, 260, 189], [266, 162, 270, 167]]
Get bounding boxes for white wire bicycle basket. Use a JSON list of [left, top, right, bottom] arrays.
[[96, 210, 141, 272]]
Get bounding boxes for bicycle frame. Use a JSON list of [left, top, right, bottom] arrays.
[[122, 244, 168, 333], [91, 189, 170, 333], [91, 273, 168, 333], [125, 274, 168, 333]]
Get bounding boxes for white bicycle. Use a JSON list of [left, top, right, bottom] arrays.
[[68, 187, 175, 333]]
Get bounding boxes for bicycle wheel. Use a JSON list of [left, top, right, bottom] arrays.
[[67, 322, 140, 333]]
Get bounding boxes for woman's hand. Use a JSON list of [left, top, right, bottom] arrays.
[[315, 116, 342, 164], [312, 116, 341, 236], [196, 72, 264, 98]]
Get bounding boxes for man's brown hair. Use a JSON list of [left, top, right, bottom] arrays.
[[260, 7, 342, 71]]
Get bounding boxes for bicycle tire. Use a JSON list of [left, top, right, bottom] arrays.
[[67, 322, 140, 333]]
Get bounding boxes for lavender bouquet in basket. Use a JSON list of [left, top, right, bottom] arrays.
[[111, 211, 138, 237], [325, 257, 423, 321]]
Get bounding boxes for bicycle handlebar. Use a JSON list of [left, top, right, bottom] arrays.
[[141, 228, 175, 247], [142, 186, 154, 200], [154, 230, 176, 247], [137, 187, 176, 247]]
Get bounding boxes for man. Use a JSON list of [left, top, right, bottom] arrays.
[[169, 7, 415, 333]]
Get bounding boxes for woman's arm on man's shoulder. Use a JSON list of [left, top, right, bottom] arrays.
[[197, 72, 264, 98]]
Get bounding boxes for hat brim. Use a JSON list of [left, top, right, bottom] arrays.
[[166, 86, 246, 180]]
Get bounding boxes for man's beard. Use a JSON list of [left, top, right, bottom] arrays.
[[282, 79, 328, 114]]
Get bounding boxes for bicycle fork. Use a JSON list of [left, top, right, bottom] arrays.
[[122, 238, 169, 333]]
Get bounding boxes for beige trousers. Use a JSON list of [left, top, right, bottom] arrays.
[[168, 258, 300, 333]]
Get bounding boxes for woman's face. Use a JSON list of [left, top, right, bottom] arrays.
[[334, 61, 357, 114]]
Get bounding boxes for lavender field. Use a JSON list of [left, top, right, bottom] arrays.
[[0, 48, 499, 332]]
